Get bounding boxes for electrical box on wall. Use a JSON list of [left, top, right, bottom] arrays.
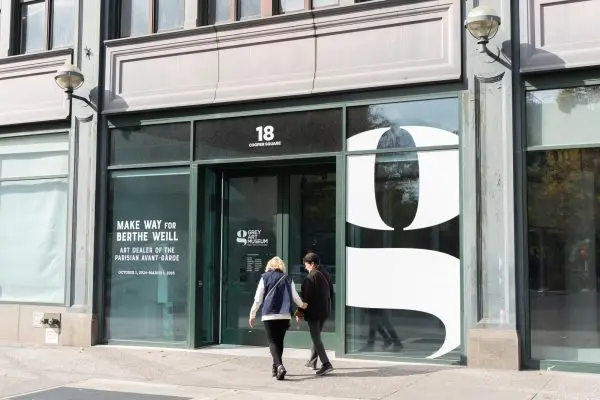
[[41, 313, 61, 329]]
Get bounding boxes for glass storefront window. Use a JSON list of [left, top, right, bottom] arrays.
[[527, 149, 600, 362], [345, 98, 460, 360], [347, 98, 459, 149], [527, 86, 600, 148], [0, 134, 69, 303], [526, 86, 600, 363], [110, 123, 190, 166], [345, 151, 460, 359], [194, 109, 342, 160], [0, 179, 68, 303], [105, 169, 190, 344]]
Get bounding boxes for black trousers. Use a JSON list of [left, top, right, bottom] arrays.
[[264, 319, 290, 367], [308, 319, 330, 366]]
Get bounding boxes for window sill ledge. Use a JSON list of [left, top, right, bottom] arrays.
[[0, 48, 73, 66]]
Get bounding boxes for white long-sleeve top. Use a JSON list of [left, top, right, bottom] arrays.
[[249, 277, 304, 321]]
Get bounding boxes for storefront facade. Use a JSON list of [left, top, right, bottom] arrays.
[[93, 0, 467, 364], [98, 92, 462, 362], [7, 0, 600, 373]]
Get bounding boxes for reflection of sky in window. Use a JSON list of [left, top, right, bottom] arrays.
[[529, 90, 558, 104], [370, 98, 459, 134]]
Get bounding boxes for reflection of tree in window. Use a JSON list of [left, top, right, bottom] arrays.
[[555, 86, 600, 114], [527, 148, 600, 292]]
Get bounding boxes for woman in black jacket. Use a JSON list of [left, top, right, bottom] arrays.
[[296, 253, 334, 376]]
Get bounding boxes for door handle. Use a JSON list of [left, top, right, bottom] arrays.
[[198, 280, 203, 288]]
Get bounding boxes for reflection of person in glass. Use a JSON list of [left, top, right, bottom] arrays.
[[363, 308, 403, 351], [249, 257, 307, 380], [296, 253, 334, 376]]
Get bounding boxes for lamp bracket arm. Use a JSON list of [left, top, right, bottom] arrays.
[[481, 42, 512, 69], [67, 91, 98, 112]]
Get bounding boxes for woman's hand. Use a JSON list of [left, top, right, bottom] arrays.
[[302, 302, 308, 309], [249, 317, 255, 328]]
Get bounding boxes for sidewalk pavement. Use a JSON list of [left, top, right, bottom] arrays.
[[1, 342, 600, 399]]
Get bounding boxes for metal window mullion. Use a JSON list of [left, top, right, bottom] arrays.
[[345, 145, 460, 157], [0, 174, 69, 182]]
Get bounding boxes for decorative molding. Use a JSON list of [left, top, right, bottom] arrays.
[[521, 0, 600, 72], [104, 0, 462, 114], [104, 30, 218, 113], [0, 51, 72, 126]]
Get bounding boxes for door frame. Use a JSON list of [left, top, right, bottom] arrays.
[[205, 158, 341, 351]]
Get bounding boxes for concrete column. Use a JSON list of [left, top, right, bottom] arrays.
[[465, 0, 521, 370], [61, 0, 101, 347]]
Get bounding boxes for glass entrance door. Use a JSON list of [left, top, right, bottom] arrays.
[[221, 173, 280, 345], [220, 163, 337, 348]]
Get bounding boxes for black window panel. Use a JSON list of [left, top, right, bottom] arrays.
[[110, 123, 191, 165], [194, 109, 342, 160]]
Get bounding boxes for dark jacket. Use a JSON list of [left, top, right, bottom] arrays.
[[300, 266, 333, 321], [262, 270, 294, 316]]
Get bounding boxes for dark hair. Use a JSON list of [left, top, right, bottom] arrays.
[[303, 252, 320, 265]]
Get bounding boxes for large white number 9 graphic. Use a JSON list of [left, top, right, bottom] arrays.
[[346, 126, 461, 359]]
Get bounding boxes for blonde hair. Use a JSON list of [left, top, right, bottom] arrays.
[[265, 256, 286, 273]]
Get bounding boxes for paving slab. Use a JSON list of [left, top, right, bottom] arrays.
[[2, 344, 600, 400]]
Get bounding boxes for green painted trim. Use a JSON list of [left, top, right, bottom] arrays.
[[107, 115, 201, 129], [457, 92, 465, 358], [217, 170, 225, 343], [335, 154, 346, 357], [106, 88, 461, 130], [108, 161, 192, 170], [280, 173, 289, 267], [346, 145, 459, 157], [94, 116, 110, 343], [188, 166, 199, 348], [110, 168, 190, 178], [516, 81, 530, 368], [190, 121, 196, 161], [524, 69, 600, 91], [193, 152, 341, 165], [526, 142, 600, 152], [192, 104, 343, 123]]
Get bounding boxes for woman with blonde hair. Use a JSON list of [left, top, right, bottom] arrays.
[[249, 256, 307, 380]]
